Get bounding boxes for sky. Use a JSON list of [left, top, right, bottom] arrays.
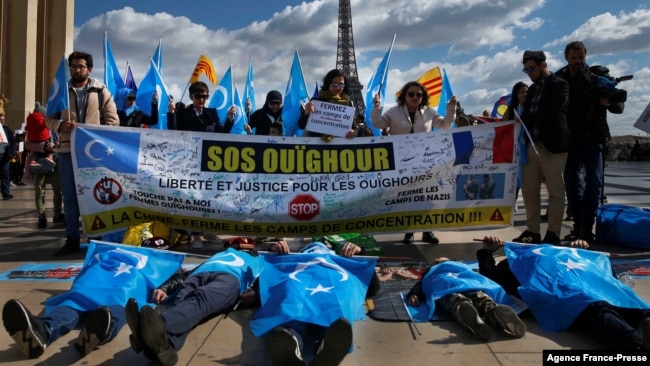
[[73, 0, 650, 137]]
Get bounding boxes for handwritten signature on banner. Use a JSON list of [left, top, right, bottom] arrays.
[[72, 122, 520, 237]]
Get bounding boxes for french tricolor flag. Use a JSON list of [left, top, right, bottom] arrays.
[[452, 123, 514, 166]]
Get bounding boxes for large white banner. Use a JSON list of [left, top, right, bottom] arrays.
[[72, 121, 520, 237]]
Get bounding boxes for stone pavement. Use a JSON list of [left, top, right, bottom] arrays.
[[0, 161, 649, 365]]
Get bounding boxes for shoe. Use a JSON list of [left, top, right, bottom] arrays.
[[42, 156, 57, 167], [641, 317, 650, 350], [190, 237, 204, 249], [453, 302, 492, 341], [512, 230, 541, 244], [3, 194, 13, 200], [202, 232, 223, 244], [54, 237, 81, 257], [580, 231, 596, 246], [267, 327, 305, 366], [540, 214, 548, 221], [75, 307, 111, 356], [10, 182, 16, 186], [125, 298, 144, 353], [52, 214, 65, 224], [563, 231, 579, 241], [564, 215, 573, 221], [2, 299, 48, 359], [140, 305, 177, 366], [16, 181, 26, 186], [486, 304, 526, 338], [422, 232, 440, 244], [311, 318, 353, 366], [542, 231, 561, 245], [403, 233, 414, 244], [37, 214, 47, 229], [29, 161, 42, 168]]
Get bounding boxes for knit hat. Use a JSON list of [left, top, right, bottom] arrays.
[[266, 90, 283, 103], [34, 102, 47, 115], [522, 50, 546, 63]]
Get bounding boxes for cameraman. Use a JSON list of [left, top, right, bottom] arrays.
[[555, 41, 625, 245]]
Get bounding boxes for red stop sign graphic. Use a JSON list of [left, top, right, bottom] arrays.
[[289, 194, 320, 221]]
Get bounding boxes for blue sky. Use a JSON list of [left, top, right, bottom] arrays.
[[74, 0, 650, 136]]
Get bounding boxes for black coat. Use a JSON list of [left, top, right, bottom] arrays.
[[521, 72, 570, 153], [118, 101, 159, 128], [0, 124, 16, 163], [167, 106, 233, 133]]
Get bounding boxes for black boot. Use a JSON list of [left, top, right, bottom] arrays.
[[54, 237, 81, 257]]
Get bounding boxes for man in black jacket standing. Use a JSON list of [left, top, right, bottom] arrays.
[[555, 41, 625, 245], [513, 50, 569, 245]]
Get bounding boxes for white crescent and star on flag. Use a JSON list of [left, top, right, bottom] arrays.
[[288, 256, 349, 295], [84, 139, 115, 161]]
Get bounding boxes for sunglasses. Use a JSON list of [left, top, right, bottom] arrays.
[[522, 66, 537, 74], [126, 96, 136, 101], [331, 82, 345, 88], [407, 91, 423, 98], [269, 101, 282, 106], [193, 94, 209, 100]]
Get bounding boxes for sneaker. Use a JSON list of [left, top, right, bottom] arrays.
[[486, 304, 526, 338], [54, 237, 81, 257], [422, 232, 440, 244], [37, 214, 47, 229], [10, 181, 16, 186], [2, 194, 13, 200], [512, 230, 541, 244], [29, 160, 42, 168], [42, 156, 56, 167], [75, 307, 111, 356], [52, 214, 65, 224], [311, 318, 353, 366], [453, 302, 492, 341], [542, 231, 561, 245], [125, 298, 144, 353], [403, 233, 414, 244], [190, 237, 204, 249], [140, 305, 177, 366], [2, 299, 48, 359], [267, 327, 305, 366]]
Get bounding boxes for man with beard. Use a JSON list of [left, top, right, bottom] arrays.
[[45, 51, 119, 256]]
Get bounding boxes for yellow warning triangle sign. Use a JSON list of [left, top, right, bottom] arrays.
[[489, 208, 505, 221], [91, 215, 107, 230]]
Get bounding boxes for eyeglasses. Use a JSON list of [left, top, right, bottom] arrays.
[[522, 66, 537, 74], [407, 91, 423, 98], [269, 101, 282, 106], [127, 96, 136, 101], [193, 94, 209, 100], [69, 64, 88, 70], [331, 82, 345, 88]]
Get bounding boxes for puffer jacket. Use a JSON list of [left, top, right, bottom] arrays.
[[45, 78, 119, 153]]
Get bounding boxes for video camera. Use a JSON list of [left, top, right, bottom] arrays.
[[590, 65, 633, 104]]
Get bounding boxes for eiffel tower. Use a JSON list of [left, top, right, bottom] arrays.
[[336, 0, 365, 116]]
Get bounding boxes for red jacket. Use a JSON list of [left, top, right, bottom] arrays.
[[25, 112, 51, 142]]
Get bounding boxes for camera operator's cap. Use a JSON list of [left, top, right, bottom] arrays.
[[522, 50, 546, 63]]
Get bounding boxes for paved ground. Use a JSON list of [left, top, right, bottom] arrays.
[[0, 161, 649, 365]]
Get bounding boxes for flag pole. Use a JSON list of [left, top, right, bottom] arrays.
[[378, 34, 397, 95], [180, 54, 203, 102]]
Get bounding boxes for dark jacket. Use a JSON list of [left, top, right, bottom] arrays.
[[555, 64, 624, 144], [167, 105, 233, 133], [118, 100, 159, 128], [248, 105, 282, 135], [476, 249, 521, 298], [0, 124, 16, 163], [521, 72, 570, 153]]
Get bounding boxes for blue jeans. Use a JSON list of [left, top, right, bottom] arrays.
[[43, 305, 126, 345], [160, 272, 239, 350], [564, 143, 603, 236], [57, 153, 80, 240]]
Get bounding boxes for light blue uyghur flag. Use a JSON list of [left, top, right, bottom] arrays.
[[208, 65, 233, 122], [124, 63, 138, 92], [230, 83, 248, 135], [152, 38, 163, 74], [365, 40, 394, 136], [505, 243, 650, 331], [281, 51, 309, 137], [136, 58, 170, 129], [437, 69, 454, 118], [103, 33, 125, 97], [405, 261, 520, 322], [44, 241, 184, 314], [46, 56, 70, 117], [250, 252, 377, 337], [74, 127, 140, 174], [243, 59, 256, 114]]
